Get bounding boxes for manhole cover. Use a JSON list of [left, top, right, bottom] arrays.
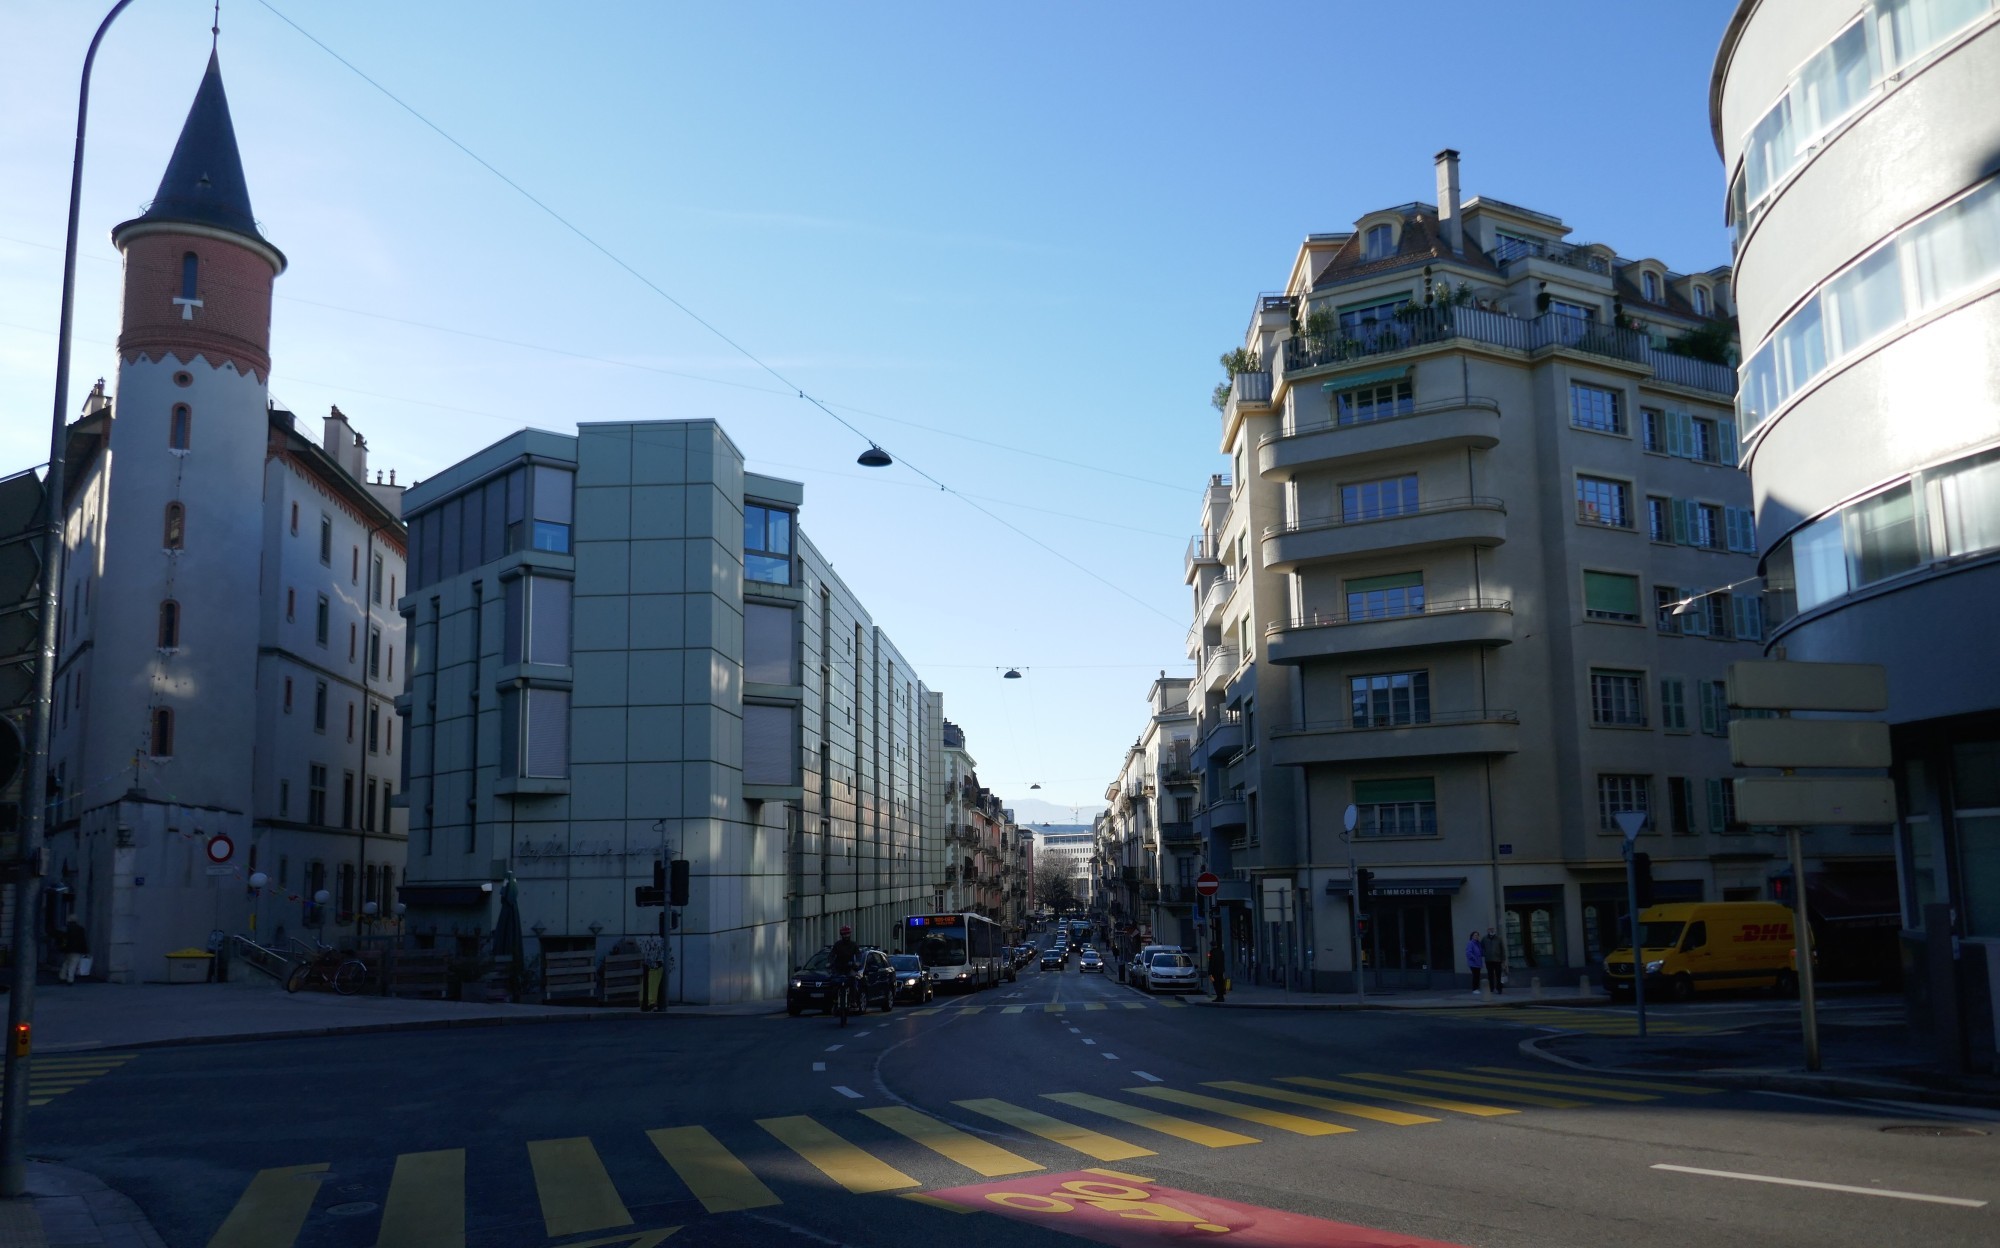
[[1881, 1124, 1987, 1137], [327, 1202, 380, 1216]]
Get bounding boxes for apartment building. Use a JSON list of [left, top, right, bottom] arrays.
[[45, 54, 407, 981], [1714, 0, 2000, 1068], [1183, 150, 1889, 992], [396, 419, 944, 1004], [1094, 676, 1199, 955]]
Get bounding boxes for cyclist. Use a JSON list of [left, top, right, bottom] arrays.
[[829, 925, 862, 1019]]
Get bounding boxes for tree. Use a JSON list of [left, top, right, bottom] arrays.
[[1209, 348, 1263, 412], [1661, 317, 1738, 365], [1032, 857, 1079, 914]]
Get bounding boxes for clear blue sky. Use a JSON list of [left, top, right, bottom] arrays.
[[1, 0, 1739, 816]]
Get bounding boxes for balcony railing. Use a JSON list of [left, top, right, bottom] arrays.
[[1201, 707, 1242, 740], [1290, 708, 1521, 733], [1530, 313, 1650, 363], [1266, 495, 1505, 542], [1200, 644, 1240, 689], [1269, 596, 1514, 633], [1575, 499, 1635, 530], [1492, 236, 1612, 275], [1200, 574, 1236, 623], [1229, 371, 1273, 408], [1645, 347, 1737, 395], [1186, 534, 1222, 573], [1272, 394, 1502, 442]]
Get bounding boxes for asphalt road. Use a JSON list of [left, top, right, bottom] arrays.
[[22, 944, 1999, 1247]]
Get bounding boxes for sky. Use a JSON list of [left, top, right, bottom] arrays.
[[1, 0, 1739, 817]]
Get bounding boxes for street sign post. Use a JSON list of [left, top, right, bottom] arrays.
[[1614, 810, 1649, 1038]]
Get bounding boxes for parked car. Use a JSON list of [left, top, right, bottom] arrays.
[[1079, 949, 1104, 974], [1015, 946, 1037, 970], [1144, 950, 1200, 993], [1129, 944, 1182, 991], [788, 946, 896, 1016], [888, 953, 935, 1004], [1040, 948, 1064, 971], [1001, 950, 1018, 982]]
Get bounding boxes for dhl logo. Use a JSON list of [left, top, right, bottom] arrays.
[[1733, 922, 1792, 943]]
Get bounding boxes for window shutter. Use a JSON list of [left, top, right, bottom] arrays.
[[1744, 597, 1765, 641], [1707, 779, 1726, 833], [1725, 506, 1756, 553], [1671, 498, 1691, 545], [1667, 410, 1692, 458], [1698, 679, 1719, 734], [1718, 420, 1739, 466]]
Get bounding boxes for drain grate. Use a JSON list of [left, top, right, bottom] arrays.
[[1881, 1124, 1987, 1137]]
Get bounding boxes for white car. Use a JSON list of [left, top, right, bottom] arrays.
[[1144, 951, 1200, 994], [1129, 944, 1181, 991]]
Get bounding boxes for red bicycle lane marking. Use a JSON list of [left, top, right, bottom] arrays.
[[917, 1169, 1470, 1247]]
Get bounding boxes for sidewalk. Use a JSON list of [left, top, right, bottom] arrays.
[[1180, 979, 1608, 1011], [1526, 1012, 2000, 1109], [0, 1163, 166, 1248]]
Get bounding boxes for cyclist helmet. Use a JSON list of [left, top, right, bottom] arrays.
[[839, 925, 853, 936]]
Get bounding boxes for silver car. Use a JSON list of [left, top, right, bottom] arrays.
[[1144, 950, 1200, 993]]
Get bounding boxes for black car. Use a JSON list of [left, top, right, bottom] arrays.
[[888, 953, 935, 1004], [788, 946, 896, 1016], [1040, 948, 1064, 970]]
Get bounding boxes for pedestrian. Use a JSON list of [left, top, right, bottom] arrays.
[[59, 920, 89, 984], [1206, 944, 1227, 1002], [1483, 927, 1507, 995], [1464, 930, 1485, 994]]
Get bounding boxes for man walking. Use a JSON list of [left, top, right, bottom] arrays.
[[59, 919, 89, 984], [1207, 943, 1227, 1002], [1483, 927, 1507, 995]]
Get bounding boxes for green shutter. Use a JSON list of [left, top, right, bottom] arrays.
[[1344, 572, 1422, 594], [1698, 680, 1718, 734], [1583, 571, 1639, 618], [1671, 498, 1691, 545], [1707, 779, 1727, 832], [1718, 420, 1739, 466], [1354, 778, 1435, 804], [1667, 410, 1693, 458]]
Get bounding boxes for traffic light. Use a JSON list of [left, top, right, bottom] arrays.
[[669, 859, 690, 908], [1632, 852, 1655, 909], [1353, 868, 1374, 912]]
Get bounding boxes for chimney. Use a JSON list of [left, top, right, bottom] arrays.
[[81, 378, 110, 416], [1434, 148, 1462, 255]]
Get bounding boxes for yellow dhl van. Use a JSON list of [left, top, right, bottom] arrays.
[[1603, 902, 1812, 1000]]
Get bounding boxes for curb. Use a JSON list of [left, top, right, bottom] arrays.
[[1518, 1033, 2000, 1111], [19, 1160, 170, 1248], [1185, 994, 1615, 1013]]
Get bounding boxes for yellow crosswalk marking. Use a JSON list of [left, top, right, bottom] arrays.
[[526, 1137, 633, 1237], [758, 1115, 918, 1193], [1204, 1081, 1437, 1127], [206, 1163, 327, 1248], [861, 1106, 1041, 1176], [910, 1007, 941, 1016], [959, 1006, 986, 1016], [1042, 1092, 1257, 1149], [1044, 1003, 1067, 1013], [1416, 1069, 1655, 1102], [1120, 1001, 1146, 1010], [1002, 1005, 1026, 1014], [1470, 1066, 1722, 1095], [1084, 1003, 1107, 1011], [1343, 1073, 1584, 1109], [648, 1126, 780, 1213], [1278, 1076, 1517, 1118], [377, 1149, 464, 1248], [1125, 1087, 1351, 1137], [1158, 999, 1187, 1008], [954, 1098, 1157, 1162]]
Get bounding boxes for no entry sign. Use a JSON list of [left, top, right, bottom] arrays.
[[1195, 872, 1220, 897]]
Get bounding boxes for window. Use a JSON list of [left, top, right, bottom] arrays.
[[1731, 594, 1767, 642], [1654, 585, 1682, 633], [313, 681, 328, 732], [180, 251, 199, 299], [1332, 378, 1413, 425], [1569, 383, 1623, 434], [1668, 777, 1698, 835], [1353, 778, 1437, 837], [503, 575, 572, 666], [1641, 408, 1666, 452], [1691, 503, 1722, 549], [1707, 777, 1741, 833], [337, 862, 355, 918], [501, 687, 570, 779], [316, 596, 329, 646], [290, 502, 298, 536], [346, 702, 355, 743], [1575, 476, 1631, 528], [1349, 671, 1430, 727], [150, 707, 174, 757], [745, 503, 794, 584], [744, 703, 798, 784], [1938, 450, 2000, 557], [285, 588, 295, 622], [350, 547, 360, 583], [349, 622, 357, 662], [1698, 679, 1732, 735], [531, 465, 574, 553], [1648, 497, 1673, 543], [745, 603, 798, 685], [283, 678, 293, 714], [382, 784, 394, 834], [1582, 570, 1640, 623], [1590, 669, 1647, 727], [364, 778, 378, 831], [1342, 474, 1419, 522], [1694, 286, 1710, 316], [1345, 572, 1424, 620], [1338, 296, 1408, 337], [1848, 483, 1922, 586], [278, 780, 290, 818], [1548, 299, 1597, 322], [163, 502, 184, 549], [319, 516, 332, 565], [369, 626, 382, 678], [169, 404, 191, 450], [1597, 774, 1650, 832], [1362, 223, 1395, 260], [388, 644, 395, 681], [1642, 272, 1660, 302], [1660, 677, 1689, 732], [341, 772, 355, 829], [371, 554, 384, 604], [157, 600, 179, 649]]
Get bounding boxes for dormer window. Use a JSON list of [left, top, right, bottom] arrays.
[[1693, 286, 1710, 316], [1642, 271, 1660, 302], [1363, 223, 1395, 261]]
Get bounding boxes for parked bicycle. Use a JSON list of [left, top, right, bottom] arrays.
[[285, 948, 368, 995]]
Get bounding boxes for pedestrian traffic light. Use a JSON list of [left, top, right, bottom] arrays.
[[1632, 852, 1655, 909], [1353, 868, 1374, 910], [669, 858, 690, 908]]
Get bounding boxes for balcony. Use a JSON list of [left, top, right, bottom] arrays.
[[1262, 497, 1505, 572], [1192, 795, 1246, 839], [1258, 398, 1501, 480], [1200, 574, 1237, 626], [1160, 884, 1200, 906], [1200, 708, 1244, 758], [1226, 370, 1273, 415], [1159, 820, 1199, 845], [1270, 709, 1522, 766], [1185, 533, 1223, 584], [1200, 643, 1240, 692], [1264, 598, 1514, 664], [1644, 347, 1737, 396], [1493, 236, 1613, 277]]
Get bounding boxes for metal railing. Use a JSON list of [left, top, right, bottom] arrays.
[[229, 935, 295, 982], [1575, 499, 1635, 529], [1229, 371, 1273, 407], [1186, 534, 1221, 566], [1267, 496, 1504, 539], [1268, 596, 1513, 633], [1645, 347, 1738, 396], [1201, 707, 1242, 739], [1199, 574, 1236, 621], [1492, 236, 1612, 275], [1281, 708, 1521, 734], [1267, 395, 1501, 443], [1530, 313, 1649, 362], [1201, 644, 1240, 684]]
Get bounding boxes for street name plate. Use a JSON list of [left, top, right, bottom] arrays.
[[1727, 660, 1887, 712], [1735, 776, 1896, 825], [1728, 718, 1892, 769]]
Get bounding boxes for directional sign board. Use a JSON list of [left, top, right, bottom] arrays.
[[1735, 777, 1897, 826], [1729, 719, 1892, 769], [1728, 660, 1887, 713]]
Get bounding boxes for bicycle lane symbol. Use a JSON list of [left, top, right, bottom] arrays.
[[915, 1169, 1472, 1248]]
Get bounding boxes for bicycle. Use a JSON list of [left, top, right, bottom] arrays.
[[833, 973, 859, 1027], [285, 949, 369, 995]]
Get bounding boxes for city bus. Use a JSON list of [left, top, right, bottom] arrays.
[[901, 912, 1004, 992]]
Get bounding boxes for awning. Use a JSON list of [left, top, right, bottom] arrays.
[[1321, 366, 1411, 392], [399, 883, 494, 907]]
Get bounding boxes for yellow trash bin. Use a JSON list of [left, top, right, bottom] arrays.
[[166, 948, 214, 984]]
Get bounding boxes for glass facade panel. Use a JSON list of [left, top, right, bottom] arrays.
[[1825, 243, 1905, 356], [1846, 484, 1922, 586], [1938, 451, 2000, 555], [1792, 514, 1850, 613], [1341, 475, 1418, 522]]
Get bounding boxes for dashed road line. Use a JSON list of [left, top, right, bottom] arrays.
[[1133, 1071, 1163, 1082], [1650, 1164, 1987, 1208], [832, 1086, 864, 1100]]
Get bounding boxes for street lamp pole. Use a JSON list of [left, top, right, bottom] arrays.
[[1, 0, 138, 1199]]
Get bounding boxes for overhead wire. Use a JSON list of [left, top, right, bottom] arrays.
[[254, 2, 1186, 627]]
